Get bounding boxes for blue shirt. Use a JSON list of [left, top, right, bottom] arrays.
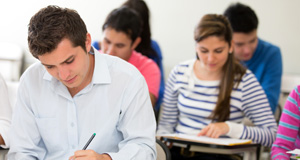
[[243, 38, 282, 113], [150, 40, 165, 111], [8, 49, 157, 160]]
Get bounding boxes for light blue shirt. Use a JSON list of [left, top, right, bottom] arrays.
[[8, 49, 157, 160]]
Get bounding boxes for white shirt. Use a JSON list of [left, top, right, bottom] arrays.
[[8, 49, 157, 160], [0, 73, 12, 148]]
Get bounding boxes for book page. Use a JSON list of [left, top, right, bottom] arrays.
[[158, 133, 252, 146]]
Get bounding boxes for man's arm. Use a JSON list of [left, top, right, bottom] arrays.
[[8, 80, 46, 160], [70, 75, 157, 160], [107, 76, 157, 160], [260, 47, 282, 113]]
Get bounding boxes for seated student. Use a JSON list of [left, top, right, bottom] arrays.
[[271, 85, 300, 160], [0, 73, 11, 148], [8, 5, 156, 160], [121, 0, 165, 112], [157, 14, 277, 159], [100, 7, 161, 108], [224, 3, 283, 114]]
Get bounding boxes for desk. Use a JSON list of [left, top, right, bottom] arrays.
[[0, 147, 8, 160], [161, 137, 261, 160]]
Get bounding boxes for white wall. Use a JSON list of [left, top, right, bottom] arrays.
[[0, 0, 299, 79]]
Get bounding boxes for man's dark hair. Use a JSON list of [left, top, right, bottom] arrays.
[[28, 5, 88, 59], [224, 2, 258, 33], [102, 6, 142, 43]]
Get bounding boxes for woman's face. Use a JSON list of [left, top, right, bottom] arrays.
[[196, 36, 232, 74]]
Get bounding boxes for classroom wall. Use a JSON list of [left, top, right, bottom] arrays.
[[0, 0, 299, 80]]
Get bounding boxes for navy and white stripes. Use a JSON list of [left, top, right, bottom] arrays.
[[157, 59, 277, 147]]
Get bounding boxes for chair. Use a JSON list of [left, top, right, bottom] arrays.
[[0, 42, 25, 81], [156, 139, 171, 160]]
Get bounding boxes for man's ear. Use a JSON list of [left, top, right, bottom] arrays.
[[131, 37, 141, 50], [85, 33, 92, 52]]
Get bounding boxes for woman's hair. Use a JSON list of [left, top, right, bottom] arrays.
[[122, 0, 159, 64], [194, 14, 246, 122], [102, 7, 142, 44]]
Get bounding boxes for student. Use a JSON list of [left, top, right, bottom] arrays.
[[8, 5, 156, 160], [0, 73, 11, 148], [224, 2, 283, 114], [121, 0, 165, 112], [157, 14, 277, 159], [271, 85, 300, 160], [101, 7, 161, 108]]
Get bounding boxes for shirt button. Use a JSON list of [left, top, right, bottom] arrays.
[[72, 145, 75, 149], [71, 122, 74, 127]]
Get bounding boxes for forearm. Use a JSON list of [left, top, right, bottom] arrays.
[[226, 118, 277, 147], [271, 91, 300, 159], [157, 102, 179, 134], [271, 144, 291, 160]]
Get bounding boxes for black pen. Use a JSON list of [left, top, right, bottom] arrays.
[[82, 133, 96, 150]]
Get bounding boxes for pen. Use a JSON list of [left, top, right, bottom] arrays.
[[82, 133, 96, 150]]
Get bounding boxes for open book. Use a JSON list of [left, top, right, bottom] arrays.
[[157, 133, 252, 146]]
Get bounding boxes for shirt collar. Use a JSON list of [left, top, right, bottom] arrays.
[[91, 47, 111, 84]]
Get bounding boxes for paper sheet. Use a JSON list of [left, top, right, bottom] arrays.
[[158, 133, 252, 146]]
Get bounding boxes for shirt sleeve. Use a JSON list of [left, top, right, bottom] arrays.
[[226, 72, 278, 147], [271, 86, 300, 160], [0, 74, 12, 148], [106, 75, 157, 160], [8, 78, 47, 159], [157, 66, 180, 134]]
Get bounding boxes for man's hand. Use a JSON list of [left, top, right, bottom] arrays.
[[69, 150, 112, 160], [197, 122, 229, 138]]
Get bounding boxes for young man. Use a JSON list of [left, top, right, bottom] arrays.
[[100, 7, 161, 109], [224, 3, 283, 113], [8, 5, 156, 160]]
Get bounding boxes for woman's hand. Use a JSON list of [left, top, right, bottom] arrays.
[[197, 122, 229, 138]]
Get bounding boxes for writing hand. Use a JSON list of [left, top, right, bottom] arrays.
[[69, 149, 112, 160], [197, 122, 229, 138]]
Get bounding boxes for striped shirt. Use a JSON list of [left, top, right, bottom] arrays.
[[271, 85, 300, 160], [157, 59, 277, 147]]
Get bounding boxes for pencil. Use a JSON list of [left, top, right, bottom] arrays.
[[82, 133, 96, 150]]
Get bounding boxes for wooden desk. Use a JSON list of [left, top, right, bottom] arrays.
[[161, 136, 261, 160]]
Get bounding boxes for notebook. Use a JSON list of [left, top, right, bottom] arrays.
[[157, 133, 252, 146]]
